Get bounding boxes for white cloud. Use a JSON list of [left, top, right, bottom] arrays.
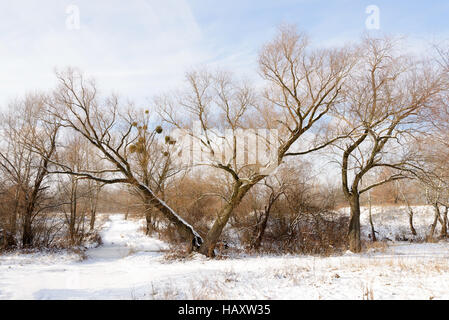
[[0, 0, 209, 107]]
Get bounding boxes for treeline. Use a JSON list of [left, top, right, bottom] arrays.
[[1, 25, 449, 256]]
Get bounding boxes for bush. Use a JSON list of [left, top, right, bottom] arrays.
[[267, 209, 349, 255], [236, 207, 349, 255]]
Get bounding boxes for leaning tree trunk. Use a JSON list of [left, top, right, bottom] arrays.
[[199, 182, 254, 257], [348, 194, 362, 253], [135, 182, 203, 251], [199, 202, 238, 257]]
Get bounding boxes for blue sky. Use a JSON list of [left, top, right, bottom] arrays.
[[1, 0, 448, 107]]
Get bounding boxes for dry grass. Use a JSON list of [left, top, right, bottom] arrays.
[[363, 240, 389, 253], [362, 283, 374, 300], [188, 279, 226, 300], [143, 278, 228, 300]]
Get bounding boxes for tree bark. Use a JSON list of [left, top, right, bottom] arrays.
[[252, 208, 270, 250], [198, 203, 236, 257], [22, 211, 33, 247], [10, 188, 20, 239], [198, 182, 253, 257], [368, 192, 377, 242], [145, 207, 153, 235], [409, 212, 417, 236], [348, 194, 362, 253], [89, 188, 99, 231], [399, 184, 417, 236], [429, 204, 440, 240], [440, 206, 448, 238], [135, 182, 203, 251], [368, 207, 377, 242], [252, 190, 281, 250]]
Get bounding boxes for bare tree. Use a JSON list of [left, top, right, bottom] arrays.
[[396, 180, 418, 236], [158, 25, 353, 256], [333, 36, 444, 252], [417, 42, 449, 239], [157, 69, 266, 256], [417, 142, 449, 239], [45, 68, 203, 251], [249, 166, 302, 249]]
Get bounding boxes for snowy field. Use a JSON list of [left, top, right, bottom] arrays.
[[1, 208, 449, 300], [345, 205, 441, 241]]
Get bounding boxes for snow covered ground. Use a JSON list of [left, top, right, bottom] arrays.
[[1, 211, 449, 300], [343, 205, 441, 241]]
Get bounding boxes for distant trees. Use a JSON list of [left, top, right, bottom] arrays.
[[0, 95, 59, 248], [55, 137, 104, 244], [415, 135, 449, 239]]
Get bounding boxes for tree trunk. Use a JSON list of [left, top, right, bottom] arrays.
[[67, 178, 79, 245], [368, 207, 377, 242], [21, 136, 57, 248], [405, 200, 417, 236], [89, 187, 99, 231], [199, 182, 253, 257], [22, 211, 33, 247], [399, 185, 417, 236], [252, 208, 270, 250], [145, 207, 152, 235], [2, 230, 16, 249], [409, 212, 417, 236], [136, 182, 203, 251], [199, 202, 235, 257], [348, 194, 362, 253], [429, 204, 440, 240], [368, 192, 377, 242], [89, 210, 96, 231], [5, 189, 20, 249], [440, 206, 448, 238], [124, 197, 130, 221], [10, 187, 20, 239]]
